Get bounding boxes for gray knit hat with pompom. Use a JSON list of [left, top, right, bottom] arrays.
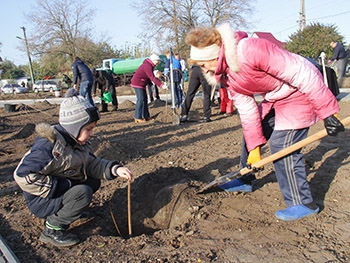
[[59, 88, 100, 138]]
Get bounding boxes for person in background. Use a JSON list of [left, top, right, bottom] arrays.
[[147, 70, 161, 103], [72, 57, 95, 105], [91, 68, 118, 112], [180, 65, 212, 123], [328, 41, 348, 88], [186, 23, 344, 221], [218, 83, 234, 116], [165, 51, 183, 108], [175, 53, 187, 73], [176, 52, 189, 84], [13, 88, 133, 247], [63, 74, 73, 89], [131, 54, 167, 123]]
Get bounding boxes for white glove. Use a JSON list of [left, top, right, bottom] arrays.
[[111, 165, 133, 181], [153, 70, 161, 78], [161, 83, 168, 90], [111, 164, 122, 177], [73, 84, 77, 89]]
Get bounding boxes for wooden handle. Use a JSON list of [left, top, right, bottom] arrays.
[[240, 116, 350, 176], [127, 181, 132, 236]]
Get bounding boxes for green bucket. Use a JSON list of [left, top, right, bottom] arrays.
[[101, 92, 112, 103]]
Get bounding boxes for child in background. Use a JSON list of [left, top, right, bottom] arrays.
[[219, 84, 234, 116]]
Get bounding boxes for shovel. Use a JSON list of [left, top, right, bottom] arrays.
[[197, 116, 350, 194], [169, 48, 180, 125], [320, 52, 329, 87]]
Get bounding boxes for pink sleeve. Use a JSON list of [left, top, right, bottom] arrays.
[[229, 90, 267, 151]]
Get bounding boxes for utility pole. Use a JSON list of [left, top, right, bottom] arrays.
[[299, 0, 306, 32], [17, 27, 35, 89]]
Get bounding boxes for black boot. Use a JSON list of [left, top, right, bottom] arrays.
[[100, 103, 108, 112], [39, 226, 80, 247], [180, 115, 188, 123], [203, 117, 212, 123]]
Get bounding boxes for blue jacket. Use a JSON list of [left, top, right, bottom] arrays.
[[72, 59, 94, 84], [165, 56, 182, 82]]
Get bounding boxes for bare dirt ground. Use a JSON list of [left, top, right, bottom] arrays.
[[0, 86, 350, 263]]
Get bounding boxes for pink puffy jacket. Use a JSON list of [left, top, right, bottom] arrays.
[[213, 24, 339, 151]]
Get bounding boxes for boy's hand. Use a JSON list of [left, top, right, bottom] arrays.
[[112, 166, 133, 181]]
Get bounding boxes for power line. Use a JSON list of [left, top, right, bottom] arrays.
[[275, 9, 350, 39], [276, 24, 299, 35], [308, 10, 350, 21]]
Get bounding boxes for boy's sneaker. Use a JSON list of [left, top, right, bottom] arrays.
[[218, 178, 253, 193], [39, 226, 80, 247], [275, 204, 319, 221]]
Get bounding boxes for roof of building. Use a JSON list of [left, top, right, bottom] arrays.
[[252, 32, 287, 49]]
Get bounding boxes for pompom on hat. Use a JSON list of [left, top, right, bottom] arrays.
[[149, 54, 160, 61], [59, 88, 100, 139]]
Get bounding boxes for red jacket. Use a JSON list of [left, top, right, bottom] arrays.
[[131, 58, 163, 89]]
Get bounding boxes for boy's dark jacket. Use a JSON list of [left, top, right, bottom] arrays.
[[13, 123, 120, 218]]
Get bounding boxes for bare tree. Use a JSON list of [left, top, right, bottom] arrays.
[[132, 0, 199, 52], [200, 0, 254, 28], [132, 0, 254, 54], [26, 0, 95, 61]]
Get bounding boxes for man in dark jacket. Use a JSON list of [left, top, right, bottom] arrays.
[[91, 69, 118, 112], [180, 65, 213, 123], [328, 41, 349, 88], [72, 57, 95, 105]]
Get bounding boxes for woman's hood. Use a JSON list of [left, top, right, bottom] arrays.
[[203, 23, 244, 86], [217, 23, 240, 73]]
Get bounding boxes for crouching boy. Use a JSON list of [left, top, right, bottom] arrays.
[[13, 88, 133, 247]]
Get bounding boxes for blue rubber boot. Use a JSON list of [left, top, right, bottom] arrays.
[[218, 178, 253, 193], [275, 204, 319, 221]]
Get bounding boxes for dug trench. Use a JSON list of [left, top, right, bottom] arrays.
[[108, 167, 204, 238]]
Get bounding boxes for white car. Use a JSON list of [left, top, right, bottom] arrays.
[[33, 80, 59, 93], [1, 83, 28, 94]]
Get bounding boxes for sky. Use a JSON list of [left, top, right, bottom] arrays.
[[1, 0, 349, 66]]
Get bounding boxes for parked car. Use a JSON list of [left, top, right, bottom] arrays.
[[32, 80, 59, 93], [1, 83, 28, 94]]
